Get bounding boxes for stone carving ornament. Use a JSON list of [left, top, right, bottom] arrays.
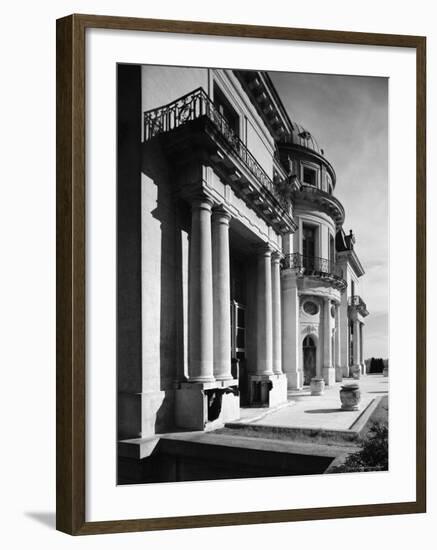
[[302, 324, 318, 335]]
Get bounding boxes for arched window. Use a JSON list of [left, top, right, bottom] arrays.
[[303, 336, 317, 385], [303, 336, 315, 348]]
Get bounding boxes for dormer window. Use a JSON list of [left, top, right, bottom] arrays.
[[303, 166, 318, 186]]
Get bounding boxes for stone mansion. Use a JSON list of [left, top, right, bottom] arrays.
[[117, 64, 369, 441]]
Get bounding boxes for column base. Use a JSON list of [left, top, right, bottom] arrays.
[[118, 389, 176, 440], [342, 365, 350, 378], [175, 380, 239, 431], [249, 373, 287, 407], [323, 366, 336, 386], [350, 364, 361, 379], [360, 363, 366, 376], [214, 371, 234, 383], [287, 370, 303, 390], [335, 365, 343, 383]]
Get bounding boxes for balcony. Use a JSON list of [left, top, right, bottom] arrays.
[[143, 87, 296, 234], [282, 252, 347, 291], [348, 295, 369, 317], [293, 184, 345, 228]]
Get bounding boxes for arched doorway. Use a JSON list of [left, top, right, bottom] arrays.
[[303, 335, 317, 385]]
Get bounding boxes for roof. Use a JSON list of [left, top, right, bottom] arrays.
[[289, 122, 325, 156]]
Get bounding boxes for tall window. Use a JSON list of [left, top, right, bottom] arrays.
[[213, 83, 240, 136], [329, 234, 335, 267], [303, 336, 317, 385], [302, 224, 316, 270]]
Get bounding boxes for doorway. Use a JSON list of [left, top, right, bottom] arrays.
[[303, 335, 317, 385], [231, 300, 248, 404]]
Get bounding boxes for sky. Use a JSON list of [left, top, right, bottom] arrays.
[[269, 71, 389, 359]]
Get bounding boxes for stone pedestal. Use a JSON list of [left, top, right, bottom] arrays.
[[310, 378, 325, 396], [342, 365, 350, 378], [248, 373, 287, 408], [287, 371, 303, 390], [323, 366, 336, 386], [175, 380, 239, 430]]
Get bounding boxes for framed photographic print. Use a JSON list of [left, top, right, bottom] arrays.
[[56, 14, 426, 535]]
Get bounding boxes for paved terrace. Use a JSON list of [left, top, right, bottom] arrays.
[[119, 375, 388, 482], [226, 374, 388, 437]]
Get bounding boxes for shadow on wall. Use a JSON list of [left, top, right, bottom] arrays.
[[118, 65, 191, 439], [117, 64, 143, 440], [142, 139, 190, 435]]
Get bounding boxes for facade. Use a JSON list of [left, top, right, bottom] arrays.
[[117, 65, 369, 445]]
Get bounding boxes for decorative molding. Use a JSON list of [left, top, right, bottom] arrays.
[[301, 323, 318, 335]]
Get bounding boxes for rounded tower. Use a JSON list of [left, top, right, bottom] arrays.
[[280, 123, 346, 389]]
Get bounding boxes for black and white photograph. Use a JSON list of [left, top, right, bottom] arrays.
[[117, 64, 389, 485], [0, 0, 431, 545]]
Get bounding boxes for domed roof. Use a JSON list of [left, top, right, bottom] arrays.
[[289, 122, 325, 156]]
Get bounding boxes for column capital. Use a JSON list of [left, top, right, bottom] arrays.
[[191, 195, 214, 211], [212, 205, 232, 223], [271, 250, 283, 263], [255, 243, 273, 257]]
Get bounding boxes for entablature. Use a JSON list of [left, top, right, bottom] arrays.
[[143, 87, 297, 235]]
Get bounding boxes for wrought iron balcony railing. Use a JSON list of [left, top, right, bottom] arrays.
[[282, 252, 347, 291], [143, 87, 289, 211], [348, 295, 369, 317]]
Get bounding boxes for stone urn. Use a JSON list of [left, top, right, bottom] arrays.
[[383, 366, 389, 377], [310, 378, 325, 396], [340, 383, 361, 411]]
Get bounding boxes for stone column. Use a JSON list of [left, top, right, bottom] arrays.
[[256, 245, 274, 375], [340, 293, 350, 378], [360, 322, 365, 375], [353, 319, 360, 365], [335, 304, 342, 382], [323, 298, 335, 385], [212, 207, 232, 381], [281, 270, 302, 389], [187, 196, 215, 382], [351, 318, 361, 379], [271, 252, 283, 375]]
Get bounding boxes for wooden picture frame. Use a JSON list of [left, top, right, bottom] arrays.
[[56, 13, 426, 535]]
